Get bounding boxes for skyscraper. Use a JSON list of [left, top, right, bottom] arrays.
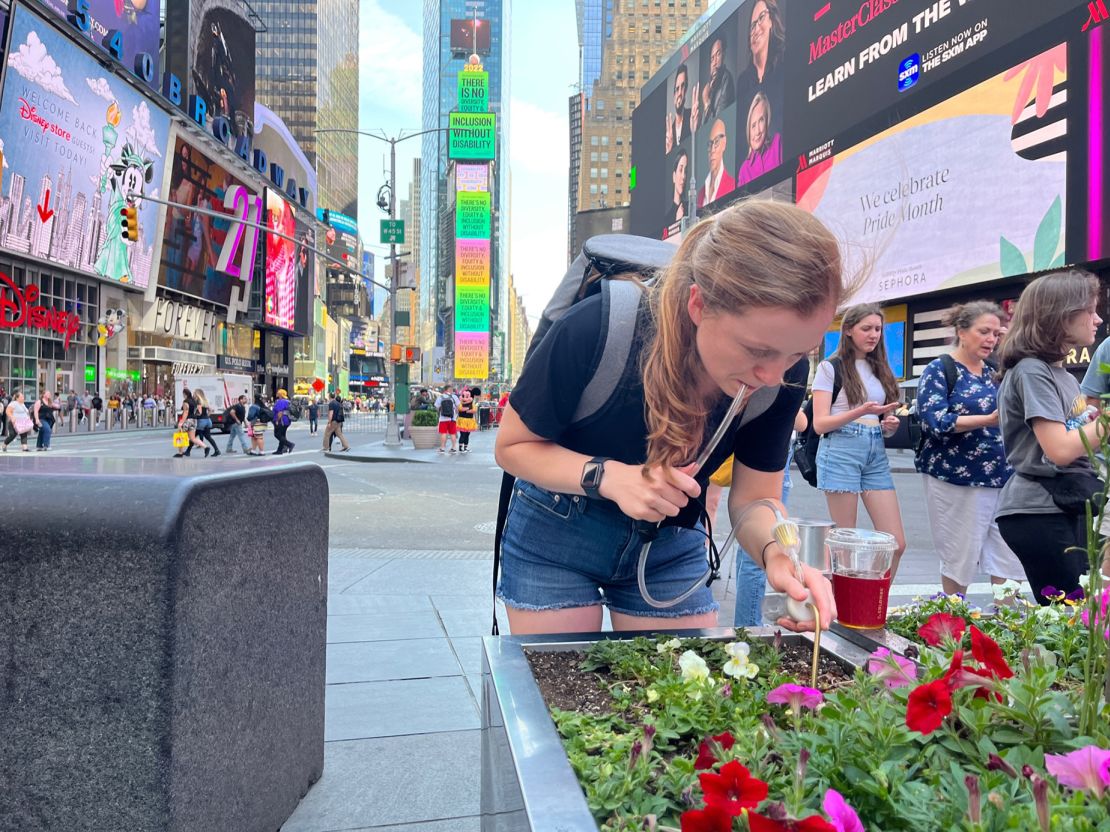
[[568, 0, 705, 258], [255, 0, 360, 217], [421, 0, 510, 383]]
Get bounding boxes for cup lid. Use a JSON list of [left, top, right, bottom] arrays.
[[826, 528, 896, 550]]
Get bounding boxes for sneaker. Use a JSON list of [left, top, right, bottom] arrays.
[[438, 448, 445, 453], [449, 448, 457, 454]]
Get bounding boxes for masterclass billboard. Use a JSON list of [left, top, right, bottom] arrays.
[[631, 0, 1106, 285]]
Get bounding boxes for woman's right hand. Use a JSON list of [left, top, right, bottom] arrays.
[[856, 401, 899, 418], [598, 461, 702, 522], [982, 410, 1000, 428]]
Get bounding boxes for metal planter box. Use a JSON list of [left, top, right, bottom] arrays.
[[479, 626, 874, 832]]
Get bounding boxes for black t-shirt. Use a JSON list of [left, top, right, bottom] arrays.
[[329, 400, 344, 423], [230, 403, 246, 423], [509, 294, 807, 528]]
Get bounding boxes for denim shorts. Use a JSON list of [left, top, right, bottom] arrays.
[[816, 422, 894, 493], [497, 479, 719, 618]]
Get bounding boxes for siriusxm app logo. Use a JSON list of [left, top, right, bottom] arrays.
[[898, 54, 921, 92]]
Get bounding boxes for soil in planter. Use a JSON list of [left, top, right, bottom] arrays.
[[526, 640, 853, 716]]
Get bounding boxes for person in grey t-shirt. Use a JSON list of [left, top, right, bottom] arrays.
[[1080, 336, 1110, 405], [995, 270, 1104, 604]]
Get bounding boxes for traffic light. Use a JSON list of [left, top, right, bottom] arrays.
[[120, 206, 139, 242], [390, 344, 402, 362]]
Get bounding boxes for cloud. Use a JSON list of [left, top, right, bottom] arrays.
[[358, 1, 421, 122], [8, 30, 78, 104], [125, 101, 162, 158], [509, 99, 569, 174], [86, 77, 115, 101]]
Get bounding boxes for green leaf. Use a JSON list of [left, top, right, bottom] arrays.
[[999, 236, 1028, 276], [1049, 252, 1066, 269], [1032, 196, 1063, 271]]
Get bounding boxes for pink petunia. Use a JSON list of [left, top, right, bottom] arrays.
[[822, 789, 865, 832], [865, 648, 917, 690], [766, 683, 824, 711], [1045, 746, 1110, 797]]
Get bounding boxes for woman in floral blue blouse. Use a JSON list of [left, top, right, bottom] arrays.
[[915, 301, 1025, 595]]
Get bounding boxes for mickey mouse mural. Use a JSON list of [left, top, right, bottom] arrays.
[[96, 307, 127, 347]]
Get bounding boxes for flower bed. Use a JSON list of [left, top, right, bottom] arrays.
[[530, 604, 1110, 831]]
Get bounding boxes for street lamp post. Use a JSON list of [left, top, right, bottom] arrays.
[[314, 126, 450, 447]]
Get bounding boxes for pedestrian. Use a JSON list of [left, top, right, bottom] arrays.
[[66, 390, 77, 423], [810, 303, 907, 578], [272, 389, 296, 455], [247, 396, 269, 455], [436, 384, 459, 453], [33, 389, 60, 451], [995, 269, 1104, 604], [495, 201, 842, 635], [142, 393, 155, 426], [175, 387, 207, 458], [497, 390, 509, 425], [3, 390, 33, 452], [91, 391, 103, 426], [323, 391, 350, 452], [457, 387, 478, 453], [0, 390, 8, 437], [308, 398, 320, 435], [193, 389, 220, 457], [915, 301, 1025, 596], [224, 394, 250, 454]]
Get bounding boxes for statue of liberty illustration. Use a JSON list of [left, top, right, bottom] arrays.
[[93, 100, 154, 284]]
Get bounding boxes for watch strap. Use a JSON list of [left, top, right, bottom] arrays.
[[581, 456, 611, 500]]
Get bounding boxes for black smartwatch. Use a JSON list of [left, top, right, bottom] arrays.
[[580, 456, 610, 500]]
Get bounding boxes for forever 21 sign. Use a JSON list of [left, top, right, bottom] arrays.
[[140, 297, 216, 343]]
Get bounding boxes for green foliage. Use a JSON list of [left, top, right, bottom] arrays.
[[998, 195, 1066, 277], [411, 409, 438, 427]]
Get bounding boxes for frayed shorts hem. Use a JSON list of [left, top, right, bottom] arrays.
[[819, 486, 895, 494], [497, 592, 604, 612], [605, 601, 720, 619]]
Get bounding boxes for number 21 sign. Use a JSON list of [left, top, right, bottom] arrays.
[[216, 185, 264, 281]]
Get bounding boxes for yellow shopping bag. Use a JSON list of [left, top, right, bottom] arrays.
[[172, 431, 189, 449]]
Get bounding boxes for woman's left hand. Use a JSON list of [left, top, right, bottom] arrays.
[[765, 554, 836, 632], [881, 413, 900, 437]]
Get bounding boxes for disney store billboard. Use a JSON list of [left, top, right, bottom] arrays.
[[0, 4, 170, 289]]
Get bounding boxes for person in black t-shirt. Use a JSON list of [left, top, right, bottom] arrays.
[[323, 392, 350, 452], [495, 200, 846, 636]]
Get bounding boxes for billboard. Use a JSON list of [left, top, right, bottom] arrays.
[[185, 0, 256, 138], [0, 4, 170, 289], [158, 134, 253, 306], [449, 113, 496, 161], [797, 47, 1069, 306], [263, 189, 307, 333], [39, 0, 161, 85], [450, 18, 491, 54], [630, 0, 1103, 284]]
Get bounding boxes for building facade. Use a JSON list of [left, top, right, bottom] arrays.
[[255, 0, 360, 217], [421, 0, 510, 383], [567, 0, 705, 260]]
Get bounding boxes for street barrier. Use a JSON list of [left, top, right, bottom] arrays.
[[0, 459, 328, 832]]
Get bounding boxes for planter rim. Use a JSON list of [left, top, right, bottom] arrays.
[[481, 625, 874, 832]]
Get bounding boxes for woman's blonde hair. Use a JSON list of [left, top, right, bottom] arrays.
[[997, 269, 1100, 378], [641, 200, 843, 469], [193, 389, 209, 408], [745, 92, 771, 153]]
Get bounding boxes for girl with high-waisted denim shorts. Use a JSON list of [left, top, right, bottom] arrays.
[[494, 201, 846, 636], [810, 304, 907, 577]]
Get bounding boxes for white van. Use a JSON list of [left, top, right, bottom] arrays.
[[174, 373, 253, 432]]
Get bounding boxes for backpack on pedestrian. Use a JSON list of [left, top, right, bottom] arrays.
[[438, 396, 456, 419], [792, 358, 842, 489]]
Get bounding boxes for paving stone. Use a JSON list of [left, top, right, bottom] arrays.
[[280, 732, 480, 831], [326, 639, 462, 684], [327, 612, 445, 643], [437, 608, 500, 638], [325, 677, 479, 741], [327, 594, 434, 616], [449, 637, 485, 676], [328, 558, 389, 593], [343, 560, 493, 596]]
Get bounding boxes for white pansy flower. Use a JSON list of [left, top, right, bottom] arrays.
[[991, 579, 1023, 601], [721, 641, 760, 679], [725, 641, 751, 660], [657, 637, 682, 654], [678, 650, 710, 682]]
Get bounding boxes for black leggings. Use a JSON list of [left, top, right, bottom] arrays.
[[459, 431, 471, 448], [997, 512, 1088, 604]]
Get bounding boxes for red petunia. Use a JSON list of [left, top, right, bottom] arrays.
[[680, 804, 734, 832], [906, 677, 953, 734], [694, 731, 736, 770], [699, 760, 769, 816], [969, 625, 1014, 679], [748, 812, 837, 831], [917, 612, 967, 647], [943, 648, 1002, 702]]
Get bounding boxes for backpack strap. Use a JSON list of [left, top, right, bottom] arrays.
[[571, 279, 644, 425], [939, 353, 959, 397], [829, 357, 843, 406]]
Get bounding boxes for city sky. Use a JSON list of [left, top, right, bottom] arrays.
[[357, 0, 578, 327]]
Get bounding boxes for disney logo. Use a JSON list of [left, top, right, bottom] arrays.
[[0, 272, 82, 349], [18, 98, 73, 142]]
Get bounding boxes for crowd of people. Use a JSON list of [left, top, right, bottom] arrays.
[[490, 199, 1109, 640], [404, 385, 509, 453]]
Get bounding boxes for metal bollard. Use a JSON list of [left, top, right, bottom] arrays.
[[122, 409, 129, 430], [69, 409, 78, 434]]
